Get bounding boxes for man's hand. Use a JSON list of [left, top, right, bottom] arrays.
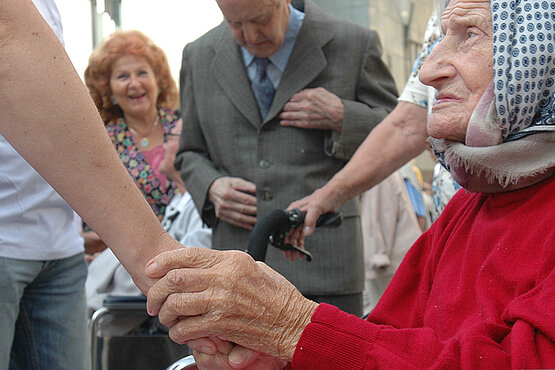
[[209, 177, 257, 230], [279, 88, 344, 132]]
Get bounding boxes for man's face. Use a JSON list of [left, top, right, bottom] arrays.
[[217, 0, 291, 58], [419, 0, 493, 143]]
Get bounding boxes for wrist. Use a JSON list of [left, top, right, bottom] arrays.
[[333, 101, 344, 133], [319, 178, 349, 210], [134, 230, 180, 293], [279, 297, 319, 361]]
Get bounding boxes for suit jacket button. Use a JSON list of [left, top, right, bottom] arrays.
[[262, 188, 273, 201], [259, 159, 271, 169]]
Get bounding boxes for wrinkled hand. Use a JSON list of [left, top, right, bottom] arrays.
[[209, 176, 257, 230], [284, 187, 341, 255], [280, 88, 344, 132], [145, 247, 318, 361]]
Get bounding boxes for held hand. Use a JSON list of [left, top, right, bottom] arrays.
[[279, 88, 344, 132], [190, 340, 287, 369], [145, 247, 319, 361], [209, 177, 257, 230]]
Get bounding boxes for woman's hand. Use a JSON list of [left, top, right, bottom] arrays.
[[284, 185, 343, 251], [145, 247, 319, 361]]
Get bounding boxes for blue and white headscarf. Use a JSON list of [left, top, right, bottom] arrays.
[[431, 0, 555, 193], [493, 0, 555, 140]]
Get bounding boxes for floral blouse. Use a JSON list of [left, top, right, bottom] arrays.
[[107, 107, 179, 220]]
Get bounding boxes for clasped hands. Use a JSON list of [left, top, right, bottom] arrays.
[[145, 247, 318, 369]]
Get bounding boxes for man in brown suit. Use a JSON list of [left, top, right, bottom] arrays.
[[175, 0, 397, 316]]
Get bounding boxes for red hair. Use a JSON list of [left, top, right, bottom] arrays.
[[84, 30, 178, 124]]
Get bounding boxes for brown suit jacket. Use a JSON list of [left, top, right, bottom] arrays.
[[175, 0, 398, 295]]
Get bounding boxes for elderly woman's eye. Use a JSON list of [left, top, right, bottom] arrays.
[[467, 30, 478, 39]]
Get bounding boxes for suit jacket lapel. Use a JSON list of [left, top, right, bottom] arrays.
[[210, 1, 335, 128], [211, 27, 261, 127], [264, 0, 334, 124]]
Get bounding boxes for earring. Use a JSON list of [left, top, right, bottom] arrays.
[[110, 95, 118, 105]]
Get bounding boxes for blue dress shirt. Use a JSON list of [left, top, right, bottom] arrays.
[[241, 4, 305, 90]]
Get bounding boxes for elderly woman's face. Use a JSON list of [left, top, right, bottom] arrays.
[[110, 54, 159, 119], [420, 0, 493, 143]]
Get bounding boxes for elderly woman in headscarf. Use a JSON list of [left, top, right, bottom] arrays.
[[145, 0, 555, 368]]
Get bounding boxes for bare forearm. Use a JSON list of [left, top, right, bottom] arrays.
[[0, 0, 179, 292], [323, 102, 428, 206]]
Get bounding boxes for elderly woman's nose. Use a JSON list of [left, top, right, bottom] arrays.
[[420, 41, 453, 88]]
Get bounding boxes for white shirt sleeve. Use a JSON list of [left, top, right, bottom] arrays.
[[31, 0, 65, 45], [162, 192, 212, 249]]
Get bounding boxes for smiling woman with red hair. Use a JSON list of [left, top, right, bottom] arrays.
[[84, 30, 180, 221], [85, 30, 177, 124]]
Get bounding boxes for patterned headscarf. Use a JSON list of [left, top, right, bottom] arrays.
[[493, 0, 555, 140], [431, 0, 555, 193]]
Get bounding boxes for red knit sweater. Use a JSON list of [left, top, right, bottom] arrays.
[[291, 176, 555, 369]]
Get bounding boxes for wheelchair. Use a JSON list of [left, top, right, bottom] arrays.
[[89, 295, 192, 370]]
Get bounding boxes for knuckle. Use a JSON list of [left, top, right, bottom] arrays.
[[221, 188, 232, 198], [186, 246, 205, 260], [170, 322, 190, 344], [167, 269, 185, 286], [228, 249, 250, 263], [166, 293, 185, 312]]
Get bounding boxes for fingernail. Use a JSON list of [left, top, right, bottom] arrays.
[[145, 260, 158, 276], [303, 226, 312, 235], [229, 351, 246, 365]]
